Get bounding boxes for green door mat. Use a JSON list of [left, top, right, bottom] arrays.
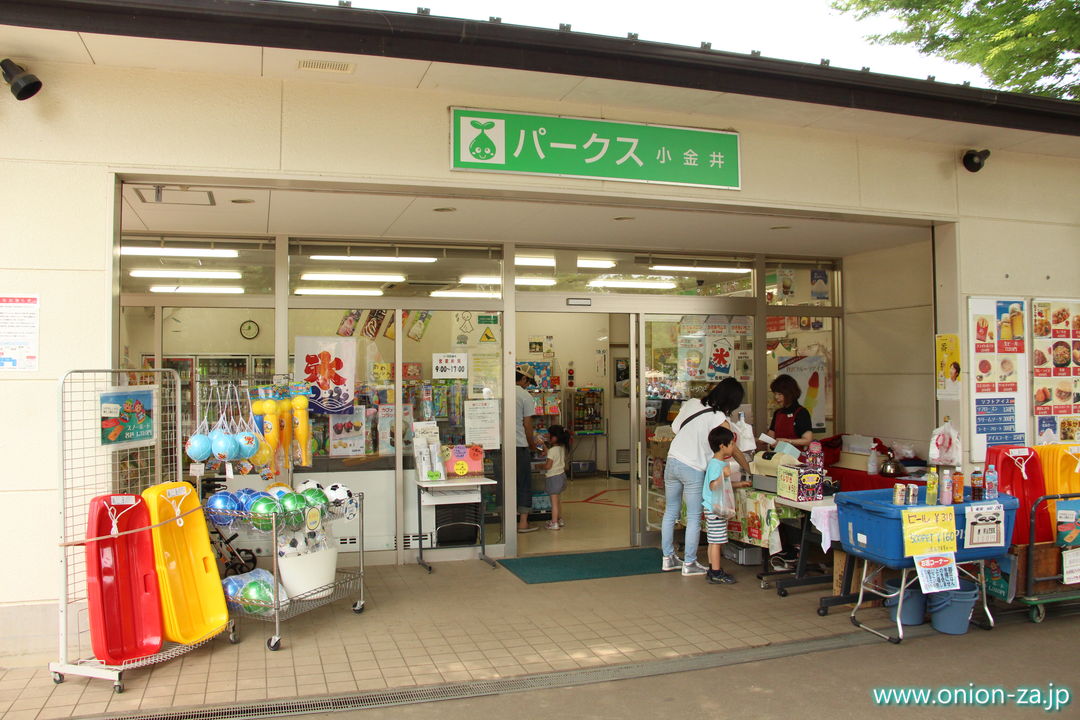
[[499, 548, 663, 584]]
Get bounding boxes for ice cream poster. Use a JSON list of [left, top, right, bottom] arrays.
[[778, 356, 826, 431], [935, 334, 961, 400], [99, 386, 156, 449], [329, 412, 366, 457], [296, 336, 356, 415]]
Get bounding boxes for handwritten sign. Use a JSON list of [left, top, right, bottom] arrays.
[[914, 552, 960, 593], [902, 507, 957, 557]]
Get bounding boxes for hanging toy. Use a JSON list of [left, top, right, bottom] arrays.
[[292, 393, 312, 466], [277, 397, 293, 473], [262, 406, 280, 476]]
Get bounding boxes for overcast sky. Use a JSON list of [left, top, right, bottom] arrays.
[[288, 0, 989, 88]]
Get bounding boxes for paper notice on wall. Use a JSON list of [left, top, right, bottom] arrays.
[[935, 333, 961, 400], [914, 553, 960, 593], [968, 298, 1030, 460], [964, 502, 1006, 548], [1062, 548, 1080, 585], [464, 399, 500, 449], [0, 295, 39, 371], [469, 352, 501, 399], [329, 412, 366, 457], [433, 352, 468, 379]]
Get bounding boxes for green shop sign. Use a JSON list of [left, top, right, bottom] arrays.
[[451, 108, 740, 190]]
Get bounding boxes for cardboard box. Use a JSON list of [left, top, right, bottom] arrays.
[[832, 451, 871, 471], [722, 541, 763, 566]]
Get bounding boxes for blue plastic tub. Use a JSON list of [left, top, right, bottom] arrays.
[[836, 489, 1017, 568], [927, 579, 979, 634], [883, 578, 926, 625]]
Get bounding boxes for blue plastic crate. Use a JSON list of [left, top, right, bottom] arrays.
[[836, 488, 1017, 568]]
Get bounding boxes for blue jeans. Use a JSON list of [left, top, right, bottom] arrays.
[[661, 457, 705, 561]]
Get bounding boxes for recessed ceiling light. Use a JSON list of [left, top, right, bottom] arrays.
[[309, 254, 437, 263], [578, 258, 617, 269], [459, 276, 502, 284], [770, 225, 792, 231], [612, 216, 635, 221], [294, 288, 384, 296], [432, 207, 457, 213], [121, 246, 238, 258], [148, 285, 245, 294], [230, 198, 256, 204], [299, 273, 406, 282], [587, 279, 676, 290], [430, 290, 502, 298], [515, 257, 556, 267], [649, 265, 751, 274], [130, 270, 242, 279]]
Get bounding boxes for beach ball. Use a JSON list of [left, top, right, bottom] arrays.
[[235, 431, 259, 459], [211, 433, 238, 462], [206, 491, 240, 526], [236, 487, 257, 502], [248, 495, 282, 532], [238, 579, 274, 615], [265, 482, 292, 499], [301, 487, 330, 513], [279, 492, 307, 530], [325, 483, 353, 505], [209, 427, 227, 444], [242, 490, 272, 512], [222, 576, 246, 608], [185, 434, 212, 462]]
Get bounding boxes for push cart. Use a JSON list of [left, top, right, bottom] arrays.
[[1016, 493, 1080, 624], [837, 488, 1017, 644]]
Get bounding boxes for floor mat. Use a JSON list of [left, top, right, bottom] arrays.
[[499, 548, 662, 584]]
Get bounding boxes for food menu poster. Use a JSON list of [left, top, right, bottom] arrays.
[[1032, 298, 1080, 442], [968, 298, 1029, 460]]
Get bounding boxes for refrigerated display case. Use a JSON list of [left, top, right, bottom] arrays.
[[142, 355, 196, 433]]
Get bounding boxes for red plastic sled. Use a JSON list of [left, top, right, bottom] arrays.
[[85, 494, 163, 665]]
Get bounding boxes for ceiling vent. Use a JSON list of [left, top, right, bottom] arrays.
[[297, 59, 355, 74], [133, 187, 215, 206]]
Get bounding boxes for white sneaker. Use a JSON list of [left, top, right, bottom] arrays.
[[661, 554, 683, 572], [681, 560, 709, 576], [544, 520, 561, 530], [558, 518, 565, 527]]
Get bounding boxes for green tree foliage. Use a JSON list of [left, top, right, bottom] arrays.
[[833, 0, 1080, 100]]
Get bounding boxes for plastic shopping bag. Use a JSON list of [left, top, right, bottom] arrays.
[[929, 420, 962, 467], [711, 472, 737, 520], [730, 413, 757, 453]]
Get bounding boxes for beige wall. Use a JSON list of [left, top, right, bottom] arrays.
[[2, 58, 1078, 654]]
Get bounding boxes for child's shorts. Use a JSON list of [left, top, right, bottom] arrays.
[[705, 513, 729, 544], [545, 472, 567, 496]]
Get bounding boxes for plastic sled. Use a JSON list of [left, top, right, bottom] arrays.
[[85, 494, 163, 664], [142, 481, 227, 645], [987, 446, 1052, 544], [1036, 444, 1080, 519]]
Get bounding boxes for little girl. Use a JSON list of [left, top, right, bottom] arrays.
[[541, 425, 571, 530]]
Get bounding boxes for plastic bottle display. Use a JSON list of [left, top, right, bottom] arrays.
[[971, 470, 985, 501], [939, 468, 953, 506], [985, 464, 999, 500], [952, 467, 965, 504], [925, 466, 939, 506]]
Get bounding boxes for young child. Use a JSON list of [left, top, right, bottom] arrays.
[[541, 424, 571, 530], [701, 426, 751, 584]]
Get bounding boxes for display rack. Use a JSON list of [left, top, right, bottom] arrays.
[[51, 369, 226, 694], [209, 493, 365, 651], [567, 387, 604, 478]]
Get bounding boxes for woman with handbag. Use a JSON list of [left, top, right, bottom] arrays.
[[661, 377, 751, 575]]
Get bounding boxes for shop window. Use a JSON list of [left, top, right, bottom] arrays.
[[765, 316, 838, 437], [119, 237, 275, 296], [513, 248, 754, 297], [765, 263, 839, 307], [289, 241, 503, 299]]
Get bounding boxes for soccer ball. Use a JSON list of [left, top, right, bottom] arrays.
[[295, 479, 324, 494], [325, 483, 354, 505]]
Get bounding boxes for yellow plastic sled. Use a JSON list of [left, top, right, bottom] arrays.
[[142, 481, 227, 645], [1036, 445, 1080, 520]]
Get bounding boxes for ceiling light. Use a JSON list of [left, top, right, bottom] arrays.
[[459, 276, 502, 284], [299, 272, 405, 282], [130, 270, 242, 279], [309, 254, 437, 263], [294, 288, 384, 296], [578, 259, 617, 269], [149, 286, 245, 294], [515, 277, 557, 286], [1, 59, 42, 101], [587, 279, 676, 290], [515, 257, 556, 267], [121, 246, 239, 258], [649, 265, 751, 274], [430, 290, 502, 298]]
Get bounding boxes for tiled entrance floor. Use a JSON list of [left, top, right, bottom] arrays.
[[0, 556, 882, 719]]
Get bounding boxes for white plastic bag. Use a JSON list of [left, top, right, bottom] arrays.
[[711, 470, 736, 520], [929, 420, 962, 467], [730, 413, 757, 453]]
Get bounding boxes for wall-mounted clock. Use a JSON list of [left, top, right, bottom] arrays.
[[240, 320, 260, 340]]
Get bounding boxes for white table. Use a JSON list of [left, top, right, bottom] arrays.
[[415, 477, 498, 572], [759, 495, 836, 597]]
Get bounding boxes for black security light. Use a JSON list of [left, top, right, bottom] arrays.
[[962, 149, 990, 173], [1, 59, 42, 101]]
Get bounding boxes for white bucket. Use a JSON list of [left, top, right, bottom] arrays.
[[278, 548, 338, 600]]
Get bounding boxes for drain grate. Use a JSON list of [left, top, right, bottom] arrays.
[[81, 628, 932, 720]]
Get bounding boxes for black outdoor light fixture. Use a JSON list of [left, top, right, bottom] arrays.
[[962, 149, 990, 173], [1, 59, 43, 101]]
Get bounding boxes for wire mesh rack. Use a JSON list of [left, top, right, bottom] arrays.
[[49, 369, 228, 694], [211, 494, 365, 651]]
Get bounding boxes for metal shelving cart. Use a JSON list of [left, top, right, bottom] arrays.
[[51, 369, 228, 693], [210, 493, 365, 651], [1017, 493, 1080, 623]]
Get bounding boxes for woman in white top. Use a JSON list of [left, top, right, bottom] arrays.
[[661, 378, 752, 575]]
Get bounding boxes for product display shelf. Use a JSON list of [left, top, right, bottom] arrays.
[[209, 494, 365, 651], [567, 387, 604, 478], [52, 369, 228, 694]]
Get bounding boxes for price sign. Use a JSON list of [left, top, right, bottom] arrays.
[[902, 507, 957, 556]]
